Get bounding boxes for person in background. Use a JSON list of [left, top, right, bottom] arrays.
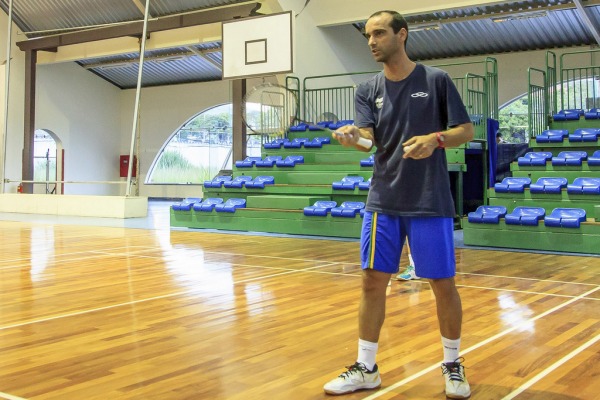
[[396, 241, 420, 280]]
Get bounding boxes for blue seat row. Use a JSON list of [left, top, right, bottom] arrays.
[[331, 176, 371, 190], [171, 197, 202, 211], [535, 128, 600, 143], [235, 155, 305, 168], [468, 206, 587, 228], [518, 150, 600, 167], [263, 137, 330, 149], [552, 109, 600, 121], [172, 198, 247, 213], [495, 177, 600, 194], [289, 120, 354, 132], [204, 175, 275, 189], [303, 201, 365, 218]]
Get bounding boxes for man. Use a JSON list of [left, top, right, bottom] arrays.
[[324, 10, 474, 399]]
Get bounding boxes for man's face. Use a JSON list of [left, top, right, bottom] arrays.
[[364, 13, 405, 63]]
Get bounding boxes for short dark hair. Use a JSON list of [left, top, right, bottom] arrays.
[[369, 10, 409, 45]]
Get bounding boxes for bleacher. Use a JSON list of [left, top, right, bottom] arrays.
[[463, 48, 600, 254], [171, 60, 496, 238]]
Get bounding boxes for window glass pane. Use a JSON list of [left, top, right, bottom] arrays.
[[147, 104, 233, 184]]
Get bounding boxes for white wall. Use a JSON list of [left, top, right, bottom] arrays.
[[119, 79, 232, 198], [0, 10, 25, 194], [36, 62, 122, 195]]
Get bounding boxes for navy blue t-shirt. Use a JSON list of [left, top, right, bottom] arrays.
[[355, 64, 471, 217]]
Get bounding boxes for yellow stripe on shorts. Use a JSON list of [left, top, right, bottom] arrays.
[[368, 212, 378, 269]]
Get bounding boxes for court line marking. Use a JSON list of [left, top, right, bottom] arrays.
[[0, 262, 339, 331], [501, 332, 600, 399], [0, 392, 27, 400], [363, 286, 600, 399]]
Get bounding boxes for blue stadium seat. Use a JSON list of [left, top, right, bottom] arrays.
[[194, 198, 224, 212], [275, 155, 304, 167], [303, 200, 337, 217], [171, 197, 202, 211], [535, 130, 568, 143], [328, 120, 354, 130], [587, 150, 600, 166], [330, 201, 365, 217], [203, 175, 232, 188], [529, 177, 568, 194], [304, 137, 331, 148], [467, 206, 507, 224], [358, 177, 372, 190], [544, 208, 587, 228], [505, 207, 546, 226], [289, 123, 308, 132], [584, 108, 600, 120], [494, 177, 531, 193], [263, 138, 290, 149], [245, 175, 275, 188], [255, 156, 283, 167], [215, 198, 246, 213], [309, 121, 332, 131], [332, 176, 365, 190], [283, 138, 309, 148], [568, 128, 600, 142], [224, 175, 253, 188], [551, 151, 588, 166], [517, 152, 553, 166], [566, 177, 600, 195], [360, 154, 375, 167], [552, 109, 584, 121], [235, 156, 262, 168]]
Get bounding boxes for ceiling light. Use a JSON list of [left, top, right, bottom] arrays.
[[410, 23, 442, 32], [491, 11, 548, 23]]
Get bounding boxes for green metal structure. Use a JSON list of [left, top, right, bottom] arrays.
[[463, 49, 600, 254]]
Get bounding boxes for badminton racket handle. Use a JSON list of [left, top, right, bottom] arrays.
[[356, 137, 373, 149]]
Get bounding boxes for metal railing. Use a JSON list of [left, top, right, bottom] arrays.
[[295, 58, 498, 141], [528, 67, 547, 138], [559, 49, 600, 111]]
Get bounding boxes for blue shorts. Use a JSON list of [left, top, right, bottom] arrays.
[[360, 212, 456, 279]]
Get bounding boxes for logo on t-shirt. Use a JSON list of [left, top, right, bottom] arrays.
[[411, 92, 429, 98], [375, 96, 383, 109]]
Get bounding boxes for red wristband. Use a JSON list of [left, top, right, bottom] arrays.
[[436, 131, 446, 148]]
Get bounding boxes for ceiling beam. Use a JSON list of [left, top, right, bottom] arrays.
[[186, 46, 222, 70], [573, 0, 600, 46], [16, 2, 258, 52], [131, 0, 147, 16]]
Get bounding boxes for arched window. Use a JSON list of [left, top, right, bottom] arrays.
[[498, 93, 528, 143], [146, 103, 262, 184]]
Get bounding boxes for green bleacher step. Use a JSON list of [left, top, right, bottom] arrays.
[[246, 195, 329, 209], [462, 219, 600, 255]]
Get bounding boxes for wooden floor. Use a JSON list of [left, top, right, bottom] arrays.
[[0, 218, 599, 400]]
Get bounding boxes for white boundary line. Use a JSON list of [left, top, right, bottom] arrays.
[[501, 332, 600, 399], [0, 262, 338, 331], [363, 286, 600, 399], [0, 391, 27, 400]]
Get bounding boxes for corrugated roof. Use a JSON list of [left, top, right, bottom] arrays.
[[2, 0, 600, 88], [354, 1, 600, 61], [0, 0, 251, 37]]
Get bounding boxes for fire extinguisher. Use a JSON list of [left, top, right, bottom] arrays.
[[17, 183, 23, 193]]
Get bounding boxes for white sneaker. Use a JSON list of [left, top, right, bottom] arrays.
[[323, 362, 381, 395], [396, 264, 420, 281], [441, 358, 471, 399]]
